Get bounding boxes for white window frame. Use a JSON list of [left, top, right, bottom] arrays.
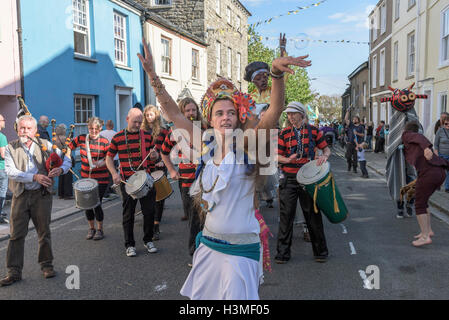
[[407, 32, 416, 77], [215, 0, 221, 16], [226, 6, 232, 25], [372, 54, 377, 89], [371, 16, 378, 42], [74, 94, 95, 136], [408, 0, 416, 9], [153, 0, 172, 5], [216, 41, 221, 75], [114, 12, 127, 66], [227, 47, 232, 78], [363, 82, 367, 107], [236, 52, 241, 82], [380, 48, 386, 86], [380, 2, 387, 35], [161, 36, 172, 75], [236, 15, 241, 31], [440, 5, 449, 67], [192, 49, 199, 80], [394, 0, 400, 21], [438, 92, 448, 114], [72, 0, 91, 56], [393, 41, 399, 81]]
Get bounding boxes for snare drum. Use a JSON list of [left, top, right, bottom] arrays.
[[73, 178, 100, 210], [151, 170, 173, 202], [125, 171, 154, 200]]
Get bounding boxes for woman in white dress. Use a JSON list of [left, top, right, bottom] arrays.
[[138, 39, 311, 300]]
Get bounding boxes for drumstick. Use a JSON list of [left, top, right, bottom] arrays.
[[121, 180, 132, 187], [136, 147, 157, 171], [69, 168, 80, 180]]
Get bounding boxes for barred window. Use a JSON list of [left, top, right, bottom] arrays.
[[74, 95, 95, 136]]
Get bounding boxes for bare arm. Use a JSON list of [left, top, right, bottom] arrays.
[[106, 155, 120, 185], [0, 147, 5, 160], [161, 153, 180, 180]]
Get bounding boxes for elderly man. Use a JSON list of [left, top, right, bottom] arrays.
[[0, 115, 71, 286], [106, 108, 159, 257], [37, 115, 50, 141], [276, 102, 331, 264]]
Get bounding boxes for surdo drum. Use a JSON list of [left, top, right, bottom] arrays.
[[151, 170, 173, 202]]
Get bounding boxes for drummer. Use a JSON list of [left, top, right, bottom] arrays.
[[142, 105, 170, 241], [106, 108, 159, 257], [275, 102, 331, 264], [160, 97, 204, 259], [68, 117, 110, 241]]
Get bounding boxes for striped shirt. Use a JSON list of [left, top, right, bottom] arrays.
[[278, 125, 327, 176], [161, 129, 197, 188], [107, 129, 155, 179], [69, 134, 110, 184]]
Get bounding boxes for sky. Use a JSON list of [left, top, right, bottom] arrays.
[[240, 0, 378, 97]]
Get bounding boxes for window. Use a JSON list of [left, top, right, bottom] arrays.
[[192, 49, 199, 80], [393, 41, 399, 81], [227, 48, 232, 78], [74, 95, 95, 136], [236, 52, 241, 82], [380, 48, 385, 86], [372, 55, 377, 89], [161, 36, 172, 75], [216, 41, 221, 75], [408, 0, 416, 9], [407, 32, 416, 76], [236, 15, 241, 31], [215, 0, 221, 15], [114, 12, 127, 65], [371, 16, 378, 42], [380, 2, 387, 34], [226, 7, 231, 25], [440, 92, 448, 113], [154, 0, 171, 5], [395, 0, 400, 21], [363, 83, 367, 107], [441, 7, 449, 65], [72, 0, 90, 56]]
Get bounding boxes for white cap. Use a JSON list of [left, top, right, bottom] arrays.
[[285, 102, 306, 115]]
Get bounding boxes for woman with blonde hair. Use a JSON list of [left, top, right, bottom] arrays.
[[139, 39, 311, 299], [142, 105, 170, 240], [68, 117, 110, 240]]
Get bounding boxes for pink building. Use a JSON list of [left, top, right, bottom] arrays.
[[0, 0, 21, 141]]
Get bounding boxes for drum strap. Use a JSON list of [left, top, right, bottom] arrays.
[[140, 130, 148, 170], [313, 173, 339, 214]]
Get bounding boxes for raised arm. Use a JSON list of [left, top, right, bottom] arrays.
[[138, 38, 193, 141]]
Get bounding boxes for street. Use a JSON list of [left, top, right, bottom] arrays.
[[0, 152, 448, 300]]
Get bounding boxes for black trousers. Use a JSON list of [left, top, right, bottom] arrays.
[[277, 176, 328, 259], [178, 180, 202, 256], [120, 184, 156, 248], [85, 183, 108, 222], [374, 137, 385, 153], [345, 142, 358, 169], [58, 171, 73, 198], [154, 199, 165, 223]]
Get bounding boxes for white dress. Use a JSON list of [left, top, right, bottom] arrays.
[[180, 152, 263, 300]]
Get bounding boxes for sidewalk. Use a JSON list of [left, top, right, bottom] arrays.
[[0, 193, 121, 241], [333, 144, 449, 216]]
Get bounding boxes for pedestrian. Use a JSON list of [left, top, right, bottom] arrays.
[[106, 108, 159, 257], [68, 117, 110, 241], [357, 142, 369, 178], [37, 115, 50, 141], [138, 37, 311, 299], [276, 102, 331, 264], [0, 114, 9, 224], [366, 121, 374, 151], [1, 115, 71, 286], [434, 118, 449, 192], [344, 108, 365, 172], [160, 97, 204, 257], [402, 121, 449, 247], [55, 124, 73, 200], [374, 121, 386, 153], [100, 120, 118, 198], [142, 105, 170, 241]]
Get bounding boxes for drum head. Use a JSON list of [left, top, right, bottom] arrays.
[[73, 178, 98, 191], [151, 170, 164, 181], [126, 171, 150, 194], [297, 160, 330, 185]]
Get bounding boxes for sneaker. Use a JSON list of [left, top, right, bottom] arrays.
[[274, 255, 289, 264], [0, 217, 9, 224], [396, 211, 404, 219], [144, 242, 158, 253], [86, 228, 96, 240], [314, 255, 328, 263], [126, 246, 137, 257], [93, 229, 104, 240], [406, 205, 413, 218]]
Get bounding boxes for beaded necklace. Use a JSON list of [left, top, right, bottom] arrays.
[[124, 129, 142, 172], [289, 125, 305, 159]]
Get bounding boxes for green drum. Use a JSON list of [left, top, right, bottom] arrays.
[[296, 160, 348, 224]]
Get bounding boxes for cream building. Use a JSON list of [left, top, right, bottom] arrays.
[[391, 0, 449, 133]]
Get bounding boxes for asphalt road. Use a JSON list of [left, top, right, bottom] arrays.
[[0, 152, 448, 300]]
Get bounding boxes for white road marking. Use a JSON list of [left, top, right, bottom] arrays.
[[341, 224, 348, 234], [154, 282, 168, 292], [349, 242, 357, 255], [358, 270, 373, 289]]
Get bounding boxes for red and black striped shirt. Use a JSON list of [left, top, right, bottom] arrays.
[[69, 134, 110, 184], [107, 129, 155, 179], [161, 129, 197, 188], [278, 125, 328, 176]]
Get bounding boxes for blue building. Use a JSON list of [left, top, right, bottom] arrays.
[[20, 0, 146, 135]]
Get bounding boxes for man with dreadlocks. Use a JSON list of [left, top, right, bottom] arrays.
[[138, 38, 311, 299]]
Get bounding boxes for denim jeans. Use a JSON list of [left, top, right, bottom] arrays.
[[440, 154, 449, 190], [365, 135, 373, 150], [0, 170, 8, 217]]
